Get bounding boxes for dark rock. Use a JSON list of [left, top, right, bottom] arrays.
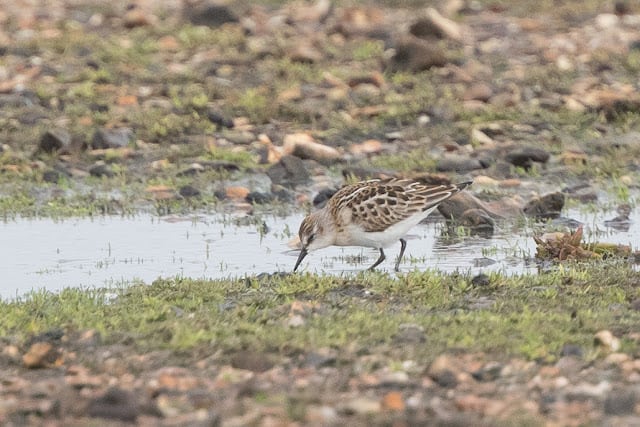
[[471, 274, 490, 287], [87, 387, 139, 422], [630, 298, 640, 311], [604, 389, 636, 415], [431, 369, 457, 388], [313, 188, 337, 208], [389, 37, 448, 72], [230, 352, 276, 372], [460, 208, 495, 231], [39, 128, 71, 153], [266, 155, 310, 186], [438, 192, 501, 222], [436, 156, 486, 172], [304, 351, 337, 368], [504, 146, 550, 169], [472, 362, 502, 381], [207, 109, 234, 128], [27, 328, 65, 346], [604, 203, 632, 231], [179, 185, 200, 198], [89, 163, 115, 178], [246, 191, 274, 204], [271, 185, 294, 202], [559, 344, 584, 357], [615, 1, 631, 15], [409, 18, 447, 39], [523, 192, 565, 219], [91, 128, 134, 149], [42, 170, 62, 184], [183, 0, 245, 27]]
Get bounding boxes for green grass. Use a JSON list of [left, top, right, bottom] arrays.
[[3, 260, 638, 362]]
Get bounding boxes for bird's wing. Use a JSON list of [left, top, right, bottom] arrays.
[[330, 179, 464, 233]]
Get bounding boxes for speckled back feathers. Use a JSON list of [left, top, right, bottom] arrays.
[[327, 178, 470, 233]]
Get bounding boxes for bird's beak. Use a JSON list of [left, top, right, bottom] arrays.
[[293, 247, 308, 272]]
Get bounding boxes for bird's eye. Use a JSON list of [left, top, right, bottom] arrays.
[[308, 233, 316, 242]]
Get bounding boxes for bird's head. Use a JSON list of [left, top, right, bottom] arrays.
[[293, 212, 335, 272]]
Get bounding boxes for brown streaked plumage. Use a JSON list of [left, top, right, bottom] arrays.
[[294, 178, 472, 272]]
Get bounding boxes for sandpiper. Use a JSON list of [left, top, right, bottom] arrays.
[[294, 178, 472, 272]]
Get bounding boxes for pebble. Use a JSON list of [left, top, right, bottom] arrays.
[[89, 162, 115, 178], [604, 389, 637, 415], [436, 155, 486, 172], [178, 185, 200, 198], [594, 330, 621, 353], [349, 139, 383, 155], [471, 274, 490, 287], [283, 133, 341, 164], [505, 146, 550, 169], [39, 128, 71, 153], [266, 155, 310, 186], [87, 387, 140, 422], [523, 192, 565, 219], [91, 128, 134, 149], [340, 397, 381, 415], [22, 342, 59, 369], [390, 36, 448, 72]]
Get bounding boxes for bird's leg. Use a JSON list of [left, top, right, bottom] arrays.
[[368, 248, 386, 270], [394, 238, 407, 272]]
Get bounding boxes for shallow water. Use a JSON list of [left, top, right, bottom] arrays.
[[0, 208, 637, 299]]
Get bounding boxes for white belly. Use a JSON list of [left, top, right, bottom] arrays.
[[336, 207, 436, 248]]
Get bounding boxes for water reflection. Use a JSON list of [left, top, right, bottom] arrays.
[[0, 207, 637, 298]]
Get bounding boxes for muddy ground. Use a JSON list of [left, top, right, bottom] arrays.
[[2, 0, 640, 425]]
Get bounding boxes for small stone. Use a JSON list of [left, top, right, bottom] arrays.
[[183, 1, 242, 27], [89, 162, 115, 178], [432, 369, 458, 388], [91, 128, 134, 149], [460, 208, 495, 231], [471, 274, 490, 287], [594, 330, 621, 352], [246, 191, 274, 204], [22, 342, 59, 369], [560, 344, 584, 357], [381, 391, 405, 411], [409, 8, 463, 41], [464, 83, 493, 102], [595, 13, 619, 29], [207, 109, 234, 128], [87, 387, 139, 422], [341, 397, 381, 415], [472, 362, 502, 382], [225, 186, 250, 200], [266, 155, 310, 186], [389, 36, 448, 72], [179, 185, 200, 198], [42, 169, 62, 183], [349, 139, 383, 155], [313, 188, 337, 208], [436, 155, 485, 172], [604, 389, 636, 415], [523, 192, 564, 219], [39, 128, 71, 153], [289, 44, 323, 63], [230, 352, 276, 372], [283, 133, 340, 164], [505, 146, 550, 169], [123, 8, 152, 28]]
